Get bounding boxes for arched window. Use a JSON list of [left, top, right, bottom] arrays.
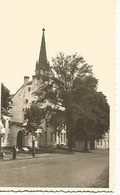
[[64, 133, 66, 142], [61, 133, 62, 142]]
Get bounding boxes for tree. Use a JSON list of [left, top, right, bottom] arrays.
[[0, 83, 10, 152], [25, 103, 45, 156], [36, 52, 102, 151], [1, 83, 10, 109], [44, 105, 66, 144], [74, 91, 109, 151]]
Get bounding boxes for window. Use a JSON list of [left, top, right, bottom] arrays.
[[26, 99, 28, 103], [2, 134, 5, 143], [61, 133, 62, 142], [8, 121, 11, 128], [7, 134, 10, 143], [104, 140, 105, 146], [11, 101, 13, 104], [55, 132, 56, 142], [51, 132, 53, 142], [28, 87, 31, 91], [24, 114, 27, 120], [2, 118, 5, 128], [64, 133, 66, 143]]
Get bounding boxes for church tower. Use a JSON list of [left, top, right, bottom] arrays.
[[35, 29, 49, 79]]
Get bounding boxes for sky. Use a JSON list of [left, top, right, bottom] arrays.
[[0, 0, 115, 106]]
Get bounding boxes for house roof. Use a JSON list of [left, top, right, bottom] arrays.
[[10, 94, 14, 99], [11, 84, 24, 99], [11, 80, 33, 99], [1, 107, 13, 117], [27, 81, 32, 85]]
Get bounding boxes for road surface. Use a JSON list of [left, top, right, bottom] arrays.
[[0, 150, 109, 188]]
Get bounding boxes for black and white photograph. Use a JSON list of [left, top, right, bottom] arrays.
[[0, 0, 115, 191]]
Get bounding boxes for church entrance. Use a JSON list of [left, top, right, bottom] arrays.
[[17, 131, 24, 149]]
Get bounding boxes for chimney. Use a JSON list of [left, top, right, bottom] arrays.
[[32, 75, 36, 80], [24, 76, 29, 84], [32, 75, 36, 83]]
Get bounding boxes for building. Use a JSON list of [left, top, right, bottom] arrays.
[[9, 29, 66, 149], [0, 107, 12, 148], [95, 132, 109, 149], [74, 131, 109, 150]]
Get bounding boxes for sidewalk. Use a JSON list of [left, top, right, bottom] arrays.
[[0, 147, 75, 161], [0, 152, 62, 162]]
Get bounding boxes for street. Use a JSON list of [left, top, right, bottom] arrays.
[[0, 150, 109, 188]]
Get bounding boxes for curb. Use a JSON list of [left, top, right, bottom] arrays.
[[0, 153, 63, 162]]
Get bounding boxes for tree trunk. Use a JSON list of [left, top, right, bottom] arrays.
[[84, 139, 88, 152], [90, 139, 95, 150], [66, 103, 74, 152], [67, 132, 73, 152], [32, 140, 35, 157]]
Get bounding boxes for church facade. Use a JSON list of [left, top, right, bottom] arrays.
[[9, 29, 67, 149]]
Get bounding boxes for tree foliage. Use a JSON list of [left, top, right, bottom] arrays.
[[36, 52, 109, 150], [74, 91, 109, 145], [1, 83, 10, 109], [25, 103, 45, 134]]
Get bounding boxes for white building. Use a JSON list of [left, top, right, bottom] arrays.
[[95, 132, 109, 149], [9, 29, 67, 149], [1, 107, 12, 147]]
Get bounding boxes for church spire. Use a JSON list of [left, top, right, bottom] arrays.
[[39, 28, 47, 66], [35, 29, 49, 78]]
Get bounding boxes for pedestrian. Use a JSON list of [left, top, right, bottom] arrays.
[[13, 145, 17, 159]]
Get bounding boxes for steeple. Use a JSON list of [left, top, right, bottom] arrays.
[[39, 28, 47, 66], [35, 29, 49, 79]]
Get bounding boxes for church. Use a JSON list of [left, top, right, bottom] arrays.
[[9, 29, 67, 149], [2, 29, 109, 151]]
